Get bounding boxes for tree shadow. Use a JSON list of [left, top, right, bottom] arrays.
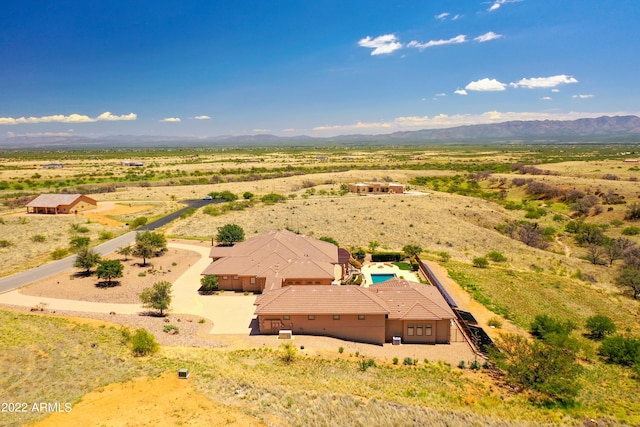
[[95, 281, 121, 288], [72, 271, 94, 278], [138, 310, 167, 318]]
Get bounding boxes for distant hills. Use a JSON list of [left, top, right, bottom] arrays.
[[1, 115, 639, 149]]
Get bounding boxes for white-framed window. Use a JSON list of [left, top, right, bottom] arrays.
[[358, 314, 365, 321], [308, 315, 315, 320], [333, 315, 340, 320]]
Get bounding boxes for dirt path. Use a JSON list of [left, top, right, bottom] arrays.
[[28, 373, 267, 427], [79, 202, 155, 226]]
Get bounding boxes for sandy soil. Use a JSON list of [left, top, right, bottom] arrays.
[[19, 242, 204, 303], [79, 202, 156, 226], [28, 373, 267, 427]]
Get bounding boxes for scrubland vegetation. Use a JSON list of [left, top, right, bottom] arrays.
[[2, 144, 640, 425]]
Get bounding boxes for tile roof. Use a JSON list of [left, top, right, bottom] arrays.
[[203, 230, 339, 280], [26, 194, 93, 208], [254, 285, 389, 315], [368, 278, 455, 320]]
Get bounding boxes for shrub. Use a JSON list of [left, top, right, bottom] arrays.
[[585, 315, 616, 340], [486, 251, 507, 262], [622, 226, 640, 236], [437, 251, 451, 262], [392, 357, 399, 365], [530, 314, 576, 342], [216, 223, 245, 245], [198, 318, 206, 324], [371, 252, 403, 262], [280, 343, 297, 363], [470, 360, 481, 370], [458, 361, 466, 369], [203, 205, 221, 216], [403, 357, 414, 366], [599, 335, 640, 368], [488, 317, 503, 328], [242, 191, 254, 200], [261, 193, 287, 205], [163, 324, 179, 334], [31, 234, 47, 243], [338, 346, 344, 354], [319, 236, 339, 246], [625, 203, 640, 221], [130, 216, 148, 229], [129, 328, 159, 356], [0, 239, 13, 248], [51, 248, 70, 260], [199, 275, 219, 293], [99, 230, 114, 240], [472, 257, 489, 268]]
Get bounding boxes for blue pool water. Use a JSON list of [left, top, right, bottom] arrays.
[[370, 273, 396, 284]]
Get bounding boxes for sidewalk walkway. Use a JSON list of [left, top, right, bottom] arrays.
[[0, 243, 257, 335]]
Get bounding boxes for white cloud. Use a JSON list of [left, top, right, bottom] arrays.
[[474, 31, 503, 42], [454, 89, 468, 95], [253, 128, 271, 133], [358, 34, 403, 55], [435, 93, 446, 97], [465, 78, 507, 91], [282, 128, 296, 133], [407, 34, 467, 49], [160, 117, 181, 122], [541, 96, 552, 101], [551, 89, 560, 93], [96, 112, 137, 121], [452, 14, 461, 20], [488, 0, 523, 12], [573, 94, 594, 99], [0, 112, 136, 125], [510, 74, 578, 89], [194, 115, 211, 120], [435, 12, 449, 20]]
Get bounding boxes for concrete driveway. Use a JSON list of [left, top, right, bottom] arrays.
[[0, 242, 257, 335]]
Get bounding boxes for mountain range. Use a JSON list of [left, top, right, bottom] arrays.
[[1, 115, 639, 149]]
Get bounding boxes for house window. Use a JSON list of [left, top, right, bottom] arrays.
[[222, 276, 228, 280], [333, 315, 340, 320], [283, 315, 290, 320], [233, 275, 238, 280], [250, 277, 256, 284], [358, 315, 365, 320], [416, 325, 423, 336], [308, 315, 315, 320], [425, 325, 432, 336], [407, 324, 414, 336]]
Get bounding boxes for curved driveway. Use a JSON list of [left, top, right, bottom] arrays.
[[0, 242, 257, 335]]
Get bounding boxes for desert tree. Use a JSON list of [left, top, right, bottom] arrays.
[[319, 236, 339, 246], [585, 243, 605, 265], [118, 245, 133, 261], [617, 266, 640, 299], [625, 202, 640, 221], [139, 280, 173, 316], [96, 259, 124, 287], [585, 315, 616, 340], [133, 230, 167, 266], [69, 236, 90, 252], [199, 275, 219, 293], [367, 240, 380, 254], [402, 244, 423, 258], [74, 247, 102, 275], [604, 238, 635, 266], [215, 223, 245, 246]]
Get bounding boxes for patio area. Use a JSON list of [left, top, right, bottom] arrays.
[[360, 262, 420, 287]]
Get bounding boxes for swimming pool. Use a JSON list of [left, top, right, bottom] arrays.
[[370, 273, 396, 284]]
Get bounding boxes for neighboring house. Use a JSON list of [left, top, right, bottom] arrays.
[[201, 230, 348, 293], [348, 182, 405, 194], [254, 278, 456, 345], [26, 194, 97, 215], [121, 161, 144, 166], [42, 163, 64, 169]]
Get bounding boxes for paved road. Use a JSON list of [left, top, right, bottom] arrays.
[[0, 198, 223, 293]]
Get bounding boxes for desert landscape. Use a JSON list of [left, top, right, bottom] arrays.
[[1, 145, 640, 426]]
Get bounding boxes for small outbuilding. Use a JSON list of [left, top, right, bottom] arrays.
[[26, 194, 97, 215]]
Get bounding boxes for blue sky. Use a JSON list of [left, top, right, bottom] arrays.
[[1, 1, 638, 138]]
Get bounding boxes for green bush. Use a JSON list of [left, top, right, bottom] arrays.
[[599, 335, 640, 368], [129, 328, 159, 356], [163, 324, 179, 334], [261, 193, 287, 204], [403, 357, 414, 366], [203, 205, 221, 216], [0, 239, 13, 248], [31, 234, 47, 243], [585, 315, 616, 340], [488, 317, 503, 328], [437, 251, 451, 262], [472, 257, 489, 268], [530, 314, 576, 342], [51, 248, 70, 260], [371, 252, 403, 262], [338, 346, 344, 354], [280, 343, 297, 363], [199, 275, 219, 293], [392, 357, 399, 365], [622, 226, 640, 236], [99, 230, 114, 240], [486, 251, 507, 262], [458, 360, 466, 369]]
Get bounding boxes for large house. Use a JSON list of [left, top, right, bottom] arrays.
[[26, 194, 97, 215], [254, 278, 456, 345], [201, 230, 349, 293], [348, 182, 405, 194]]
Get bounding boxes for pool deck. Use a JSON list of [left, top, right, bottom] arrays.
[[360, 262, 420, 287]]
